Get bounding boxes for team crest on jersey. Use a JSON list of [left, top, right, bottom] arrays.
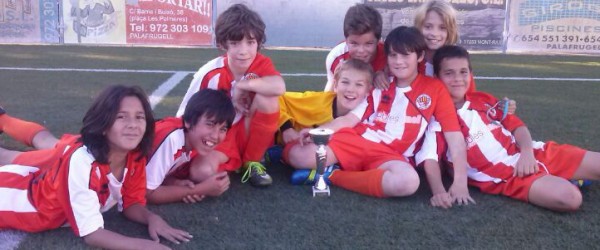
[[485, 103, 497, 117], [415, 94, 432, 110], [242, 73, 259, 80]]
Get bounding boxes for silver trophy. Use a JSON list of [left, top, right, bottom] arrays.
[[309, 128, 334, 197]]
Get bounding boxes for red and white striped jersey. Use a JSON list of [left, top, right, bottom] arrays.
[[146, 117, 193, 190], [0, 135, 147, 237], [176, 53, 280, 118], [355, 74, 460, 158], [416, 92, 532, 183], [324, 41, 387, 91]]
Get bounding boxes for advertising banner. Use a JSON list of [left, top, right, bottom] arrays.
[[126, 0, 212, 46], [506, 0, 600, 54], [39, 0, 61, 43], [364, 0, 506, 51], [62, 0, 126, 44], [0, 0, 59, 43]]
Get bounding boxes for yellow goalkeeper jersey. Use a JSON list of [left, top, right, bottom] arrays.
[[278, 91, 336, 133]]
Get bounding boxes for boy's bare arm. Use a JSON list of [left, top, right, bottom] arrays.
[[423, 159, 453, 209], [84, 228, 171, 250], [512, 126, 537, 177], [146, 172, 230, 204], [443, 131, 475, 205], [123, 204, 193, 245], [319, 112, 361, 132], [236, 75, 286, 96]]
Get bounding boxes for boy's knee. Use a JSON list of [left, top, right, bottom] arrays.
[[557, 187, 582, 212], [384, 168, 420, 197], [286, 146, 314, 169], [189, 158, 217, 183]]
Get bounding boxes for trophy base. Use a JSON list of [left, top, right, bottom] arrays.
[[312, 186, 330, 197]]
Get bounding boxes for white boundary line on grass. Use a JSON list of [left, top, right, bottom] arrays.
[[1, 67, 600, 82], [149, 72, 189, 109], [0, 67, 597, 249]]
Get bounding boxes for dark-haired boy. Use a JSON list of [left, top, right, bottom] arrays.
[[177, 4, 285, 187], [289, 27, 473, 203], [0, 89, 237, 204], [417, 45, 600, 211], [324, 4, 386, 91], [146, 89, 235, 204]]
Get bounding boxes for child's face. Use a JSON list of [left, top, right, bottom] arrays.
[[105, 96, 147, 154], [387, 48, 422, 86], [333, 68, 372, 113], [421, 10, 448, 51], [225, 36, 258, 75], [185, 115, 228, 156], [438, 57, 471, 102], [346, 32, 378, 64]]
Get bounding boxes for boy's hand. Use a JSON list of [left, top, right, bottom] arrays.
[[373, 71, 390, 89], [148, 214, 193, 245], [197, 172, 230, 197], [430, 192, 453, 209], [501, 97, 517, 115], [171, 179, 206, 203], [182, 194, 205, 204], [172, 179, 195, 188], [232, 86, 251, 116], [449, 183, 475, 206], [514, 151, 537, 177], [298, 128, 313, 146], [282, 128, 301, 144]]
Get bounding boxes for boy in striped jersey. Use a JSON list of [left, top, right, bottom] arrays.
[[288, 27, 473, 203], [324, 4, 386, 91], [417, 45, 600, 211], [177, 4, 285, 187]]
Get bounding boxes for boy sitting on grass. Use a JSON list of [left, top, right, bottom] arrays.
[[177, 4, 285, 187], [417, 45, 600, 211]]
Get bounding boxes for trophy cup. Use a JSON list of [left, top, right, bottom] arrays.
[[309, 128, 334, 197]]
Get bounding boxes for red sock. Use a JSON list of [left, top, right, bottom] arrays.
[[242, 111, 279, 163], [329, 169, 385, 198], [0, 114, 46, 147]]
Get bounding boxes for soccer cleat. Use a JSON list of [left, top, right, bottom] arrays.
[[290, 164, 339, 185], [571, 179, 592, 188], [264, 145, 283, 167], [241, 161, 273, 187]]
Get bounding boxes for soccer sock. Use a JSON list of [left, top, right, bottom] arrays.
[[242, 111, 279, 163], [0, 114, 46, 147], [329, 169, 385, 198]]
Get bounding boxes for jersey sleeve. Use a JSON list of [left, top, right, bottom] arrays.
[[350, 98, 369, 120], [177, 57, 224, 117], [121, 153, 147, 211], [278, 91, 336, 130], [324, 43, 346, 91], [252, 54, 280, 76], [433, 84, 461, 132], [278, 95, 293, 129], [324, 49, 337, 91], [146, 133, 179, 190], [501, 114, 525, 132], [415, 120, 445, 165], [63, 149, 104, 237]]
